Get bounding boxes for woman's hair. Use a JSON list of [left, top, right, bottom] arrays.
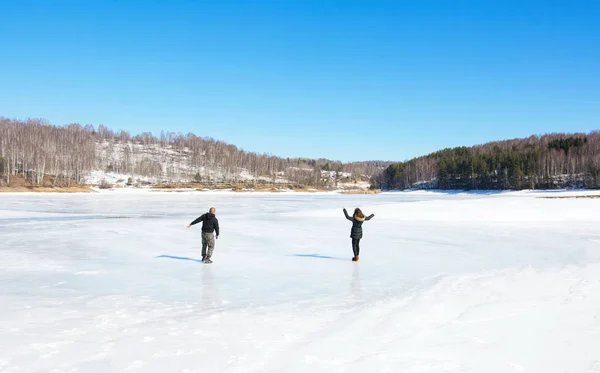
[[353, 208, 365, 219]]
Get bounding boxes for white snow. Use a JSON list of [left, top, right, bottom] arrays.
[[1, 190, 600, 372], [87, 141, 298, 186], [86, 140, 378, 187]]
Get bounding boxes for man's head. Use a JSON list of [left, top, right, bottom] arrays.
[[209, 207, 216, 214]]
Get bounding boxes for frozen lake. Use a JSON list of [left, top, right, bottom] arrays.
[[1, 190, 600, 372]]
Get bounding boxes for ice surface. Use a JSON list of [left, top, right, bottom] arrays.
[[1, 190, 600, 372]]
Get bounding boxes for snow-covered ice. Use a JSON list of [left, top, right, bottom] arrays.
[[1, 190, 600, 372]]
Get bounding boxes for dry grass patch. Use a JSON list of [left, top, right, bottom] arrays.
[[231, 183, 318, 192], [0, 174, 95, 193], [152, 182, 240, 190], [538, 194, 600, 199], [152, 182, 204, 189], [340, 189, 381, 195], [0, 186, 94, 193]]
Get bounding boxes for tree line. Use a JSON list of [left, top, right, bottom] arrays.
[[371, 132, 600, 190], [0, 118, 387, 187], [0, 118, 96, 186]]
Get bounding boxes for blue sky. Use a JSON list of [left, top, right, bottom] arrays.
[[1, 0, 599, 162]]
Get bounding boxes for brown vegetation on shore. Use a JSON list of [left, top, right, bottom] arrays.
[[151, 182, 379, 193], [538, 194, 600, 199], [340, 189, 381, 194], [0, 174, 94, 192]]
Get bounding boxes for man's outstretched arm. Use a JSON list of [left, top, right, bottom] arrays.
[[186, 214, 205, 228]]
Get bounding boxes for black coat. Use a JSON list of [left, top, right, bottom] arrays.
[[343, 208, 374, 239], [190, 212, 220, 236]]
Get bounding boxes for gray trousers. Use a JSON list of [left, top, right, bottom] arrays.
[[202, 231, 215, 259]]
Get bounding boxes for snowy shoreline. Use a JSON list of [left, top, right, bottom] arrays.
[[2, 186, 600, 199]]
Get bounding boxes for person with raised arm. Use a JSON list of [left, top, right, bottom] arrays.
[[343, 207, 375, 262], [187, 207, 220, 263]]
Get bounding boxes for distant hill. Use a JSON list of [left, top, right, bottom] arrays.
[[371, 132, 600, 190], [0, 117, 390, 190], [5, 117, 596, 192]]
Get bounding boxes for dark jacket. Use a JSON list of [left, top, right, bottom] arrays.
[[343, 208, 374, 239], [190, 212, 220, 236]]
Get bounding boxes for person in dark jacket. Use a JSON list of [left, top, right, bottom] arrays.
[[187, 207, 220, 263], [343, 207, 375, 262]]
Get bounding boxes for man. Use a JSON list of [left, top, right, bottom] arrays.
[[186, 207, 220, 263]]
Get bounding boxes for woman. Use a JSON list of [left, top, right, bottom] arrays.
[[343, 207, 375, 261]]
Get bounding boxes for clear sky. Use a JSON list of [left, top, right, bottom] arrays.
[[1, 0, 599, 162]]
